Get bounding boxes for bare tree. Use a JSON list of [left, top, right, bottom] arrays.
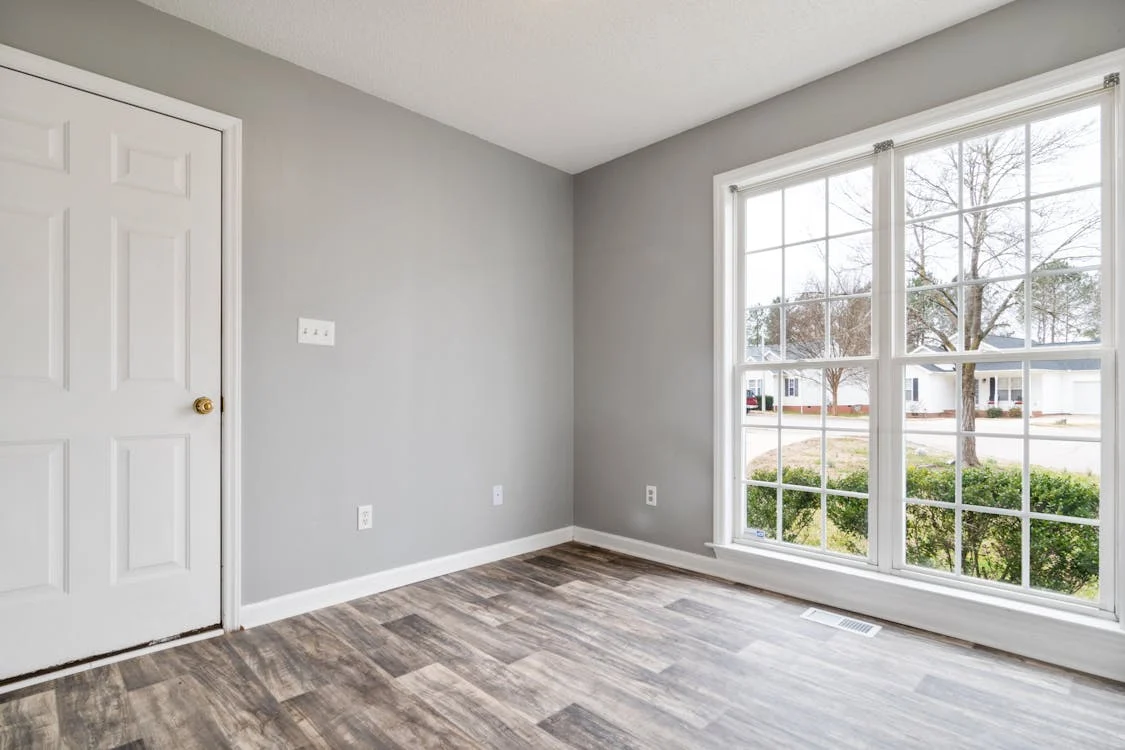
[[786, 262, 872, 416], [745, 298, 780, 358], [1025, 260, 1100, 344], [905, 118, 1099, 465]]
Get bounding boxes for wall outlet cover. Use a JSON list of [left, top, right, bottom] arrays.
[[492, 485, 504, 506], [357, 504, 373, 530], [645, 485, 658, 506]]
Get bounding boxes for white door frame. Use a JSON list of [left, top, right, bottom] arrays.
[[0, 44, 244, 633]]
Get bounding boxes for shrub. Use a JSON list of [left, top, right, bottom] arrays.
[[746, 466, 818, 541], [901, 464, 1098, 591], [987, 407, 1004, 418], [750, 463, 1100, 597], [1008, 406, 1022, 418], [831, 468, 870, 495], [763, 395, 775, 411]]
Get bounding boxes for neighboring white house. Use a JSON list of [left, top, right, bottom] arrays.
[[906, 336, 1101, 417], [747, 335, 1101, 416], [745, 345, 870, 414]]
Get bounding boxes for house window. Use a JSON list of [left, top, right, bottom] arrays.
[[997, 376, 1023, 403], [747, 378, 763, 396], [904, 377, 919, 402], [721, 66, 1118, 616]]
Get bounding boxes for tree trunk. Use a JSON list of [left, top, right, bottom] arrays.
[[961, 362, 980, 467], [830, 380, 839, 417]]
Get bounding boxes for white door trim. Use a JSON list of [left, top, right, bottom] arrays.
[[0, 44, 244, 633]]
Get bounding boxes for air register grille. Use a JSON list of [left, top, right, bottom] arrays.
[[800, 607, 882, 637]]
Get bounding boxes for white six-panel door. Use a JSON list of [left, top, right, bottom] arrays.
[[0, 66, 222, 680]]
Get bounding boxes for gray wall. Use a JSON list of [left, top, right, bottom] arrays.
[[0, 0, 574, 604], [573, 0, 1125, 553]]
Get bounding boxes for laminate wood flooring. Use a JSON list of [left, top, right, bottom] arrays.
[[2, 543, 1123, 749]]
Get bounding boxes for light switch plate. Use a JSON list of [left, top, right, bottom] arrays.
[[298, 318, 335, 346], [492, 485, 504, 506]]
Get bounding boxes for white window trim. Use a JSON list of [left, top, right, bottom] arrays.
[[713, 49, 1125, 649]]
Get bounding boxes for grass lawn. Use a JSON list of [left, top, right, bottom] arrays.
[[751, 435, 1097, 480], [747, 436, 955, 477]]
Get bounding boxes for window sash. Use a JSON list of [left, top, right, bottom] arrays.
[[890, 91, 1114, 612]]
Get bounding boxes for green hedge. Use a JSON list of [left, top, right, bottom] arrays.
[[746, 463, 1099, 597]]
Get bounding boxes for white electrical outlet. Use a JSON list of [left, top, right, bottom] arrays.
[[357, 504, 373, 530], [645, 485, 658, 506], [492, 485, 504, 506], [298, 317, 336, 346]]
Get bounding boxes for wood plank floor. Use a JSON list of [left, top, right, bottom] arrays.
[[2, 543, 1124, 749]]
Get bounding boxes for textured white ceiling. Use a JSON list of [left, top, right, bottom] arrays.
[[137, 0, 1011, 173]]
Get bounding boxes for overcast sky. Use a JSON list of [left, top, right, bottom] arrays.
[[742, 103, 1101, 313]]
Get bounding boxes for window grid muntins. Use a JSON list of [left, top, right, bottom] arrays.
[[898, 101, 1106, 604], [744, 166, 875, 364], [741, 163, 876, 561], [733, 91, 1114, 612], [740, 364, 875, 560], [902, 356, 1103, 600], [901, 104, 1103, 355]]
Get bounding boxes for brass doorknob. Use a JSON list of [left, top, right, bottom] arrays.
[[193, 396, 215, 415]]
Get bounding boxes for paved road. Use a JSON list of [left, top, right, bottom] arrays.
[[742, 413, 1100, 473]]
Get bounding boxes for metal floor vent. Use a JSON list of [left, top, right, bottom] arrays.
[[800, 607, 881, 637]]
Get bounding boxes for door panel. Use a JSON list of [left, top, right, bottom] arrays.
[[0, 441, 66, 597], [112, 222, 190, 388], [0, 206, 65, 384], [110, 134, 190, 197], [111, 436, 189, 581], [0, 66, 222, 680], [0, 109, 66, 171]]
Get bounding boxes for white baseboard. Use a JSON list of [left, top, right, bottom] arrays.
[[573, 527, 735, 578], [573, 527, 1125, 683], [240, 526, 575, 628]]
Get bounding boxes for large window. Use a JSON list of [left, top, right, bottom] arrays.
[[724, 76, 1118, 614]]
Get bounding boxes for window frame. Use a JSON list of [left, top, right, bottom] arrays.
[[714, 51, 1125, 622]]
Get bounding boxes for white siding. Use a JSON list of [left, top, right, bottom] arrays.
[[1072, 379, 1101, 415], [908, 366, 955, 414]]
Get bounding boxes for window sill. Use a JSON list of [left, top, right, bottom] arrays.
[[707, 541, 1125, 681]]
